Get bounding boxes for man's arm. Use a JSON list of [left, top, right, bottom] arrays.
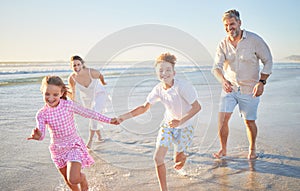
[[213, 68, 233, 93]]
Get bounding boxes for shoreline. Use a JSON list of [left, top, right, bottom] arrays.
[[0, 68, 299, 190]]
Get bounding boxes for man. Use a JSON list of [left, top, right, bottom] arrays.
[[212, 9, 273, 159]]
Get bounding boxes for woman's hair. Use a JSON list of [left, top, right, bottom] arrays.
[[40, 75, 68, 100], [70, 55, 86, 68], [155, 52, 177, 67]]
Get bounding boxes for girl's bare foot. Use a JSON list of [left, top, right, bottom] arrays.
[[80, 173, 89, 191], [213, 149, 226, 159]]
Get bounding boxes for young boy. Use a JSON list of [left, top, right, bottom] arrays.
[[118, 53, 201, 191]]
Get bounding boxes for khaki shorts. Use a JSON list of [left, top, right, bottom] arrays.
[[219, 89, 260, 120]]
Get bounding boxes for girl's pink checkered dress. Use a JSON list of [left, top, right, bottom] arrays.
[[36, 99, 111, 169]]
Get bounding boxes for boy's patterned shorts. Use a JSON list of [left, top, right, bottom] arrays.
[[156, 123, 195, 153]]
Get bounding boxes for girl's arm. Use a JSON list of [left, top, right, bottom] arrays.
[[68, 75, 76, 100], [72, 101, 112, 124], [28, 112, 46, 140], [118, 102, 151, 122], [168, 100, 201, 128], [91, 68, 107, 85], [27, 127, 42, 140]]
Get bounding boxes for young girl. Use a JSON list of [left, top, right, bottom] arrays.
[[68, 55, 107, 149], [27, 75, 118, 191], [118, 53, 201, 191]]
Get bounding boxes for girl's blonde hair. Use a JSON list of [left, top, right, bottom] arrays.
[[40, 75, 68, 100], [155, 52, 177, 67]]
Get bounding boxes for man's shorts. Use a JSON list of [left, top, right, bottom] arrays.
[[219, 89, 260, 120], [156, 123, 195, 153]]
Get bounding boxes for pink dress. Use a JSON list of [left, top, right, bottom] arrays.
[[36, 99, 111, 169]]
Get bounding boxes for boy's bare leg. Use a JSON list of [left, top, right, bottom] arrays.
[[154, 146, 168, 191], [156, 164, 167, 191]]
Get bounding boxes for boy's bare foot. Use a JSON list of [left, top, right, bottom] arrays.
[[174, 153, 187, 170], [174, 160, 186, 170], [213, 149, 226, 159], [248, 149, 258, 160], [80, 173, 89, 191]]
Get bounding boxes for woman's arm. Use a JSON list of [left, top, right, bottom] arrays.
[[68, 75, 76, 100], [90, 68, 107, 85]]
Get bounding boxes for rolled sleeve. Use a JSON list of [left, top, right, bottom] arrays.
[[212, 43, 226, 73], [255, 36, 273, 75]]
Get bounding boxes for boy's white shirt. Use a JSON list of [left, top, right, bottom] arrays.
[[146, 78, 198, 129]]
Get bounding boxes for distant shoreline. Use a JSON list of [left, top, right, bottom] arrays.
[[1, 61, 300, 65]]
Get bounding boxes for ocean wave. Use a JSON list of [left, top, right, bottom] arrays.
[[2, 62, 296, 87], [0, 69, 69, 75]]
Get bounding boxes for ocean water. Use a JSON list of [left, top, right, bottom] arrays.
[[1, 61, 299, 190]]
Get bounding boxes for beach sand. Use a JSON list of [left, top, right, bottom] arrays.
[[1, 68, 299, 190]]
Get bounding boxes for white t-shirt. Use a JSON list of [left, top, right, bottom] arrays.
[[146, 78, 198, 129]]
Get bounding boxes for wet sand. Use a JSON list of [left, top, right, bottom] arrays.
[[1, 68, 299, 190]]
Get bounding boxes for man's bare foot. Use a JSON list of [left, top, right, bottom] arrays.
[[248, 149, 257, 160], [80, 173, 89, 191], [213, 149, 226, 159], [174, 153, 187, 170]]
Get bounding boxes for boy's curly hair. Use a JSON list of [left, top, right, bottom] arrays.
[[155, 52, 177, 66]]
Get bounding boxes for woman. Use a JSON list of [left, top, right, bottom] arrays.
[[68, 55, 107, 149]]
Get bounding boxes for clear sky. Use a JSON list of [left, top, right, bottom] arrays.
[[1, 0, 299, 62]]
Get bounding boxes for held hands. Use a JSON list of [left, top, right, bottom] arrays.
[[27, 127, 42, 140], [110, 118, 120, 125], [109, 115, 130, 125], [110, 117, 125, 125]]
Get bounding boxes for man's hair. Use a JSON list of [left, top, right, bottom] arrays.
[[222, 9, 240, 21]]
